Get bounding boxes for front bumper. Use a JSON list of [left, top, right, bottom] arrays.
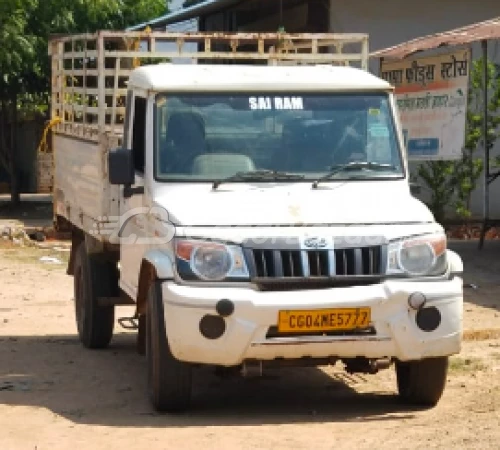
[[162, 277, 463, 366]]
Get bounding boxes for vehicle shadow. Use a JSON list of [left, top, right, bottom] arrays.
[[0, 332, 422, 427]]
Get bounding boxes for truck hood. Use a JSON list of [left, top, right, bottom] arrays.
[[153, 180, 434, 227]]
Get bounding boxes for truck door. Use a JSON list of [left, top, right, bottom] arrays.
[[119, 92, 148, 297]]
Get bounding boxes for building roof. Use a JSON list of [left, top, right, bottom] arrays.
[[128, 0, 242, 31], [128, 64, 392, 92], [371, 16, 500, 59]]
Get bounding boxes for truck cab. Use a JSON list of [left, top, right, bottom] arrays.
[[50, 32, 463, 413]]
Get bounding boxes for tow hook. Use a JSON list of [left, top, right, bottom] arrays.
[[118, 316, 139, 330], [241, 361, 263, 377], [344, 357, 392, 374], [369, 358, 392, 373]]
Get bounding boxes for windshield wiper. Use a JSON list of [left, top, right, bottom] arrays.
[[312, 161, 399, 189], [213, 170, 305, 189]]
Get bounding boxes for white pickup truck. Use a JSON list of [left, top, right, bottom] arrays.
[[50, 31, 463, 412]]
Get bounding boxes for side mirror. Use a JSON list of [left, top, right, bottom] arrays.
[[109, 148, 134, 185]]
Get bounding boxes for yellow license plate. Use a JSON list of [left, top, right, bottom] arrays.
[[278, 308, 371, 333]]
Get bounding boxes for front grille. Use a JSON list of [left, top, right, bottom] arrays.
[[245, 245, 385, 282]]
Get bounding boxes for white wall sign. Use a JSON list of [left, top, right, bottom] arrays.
[[381, 49, 471, 160]]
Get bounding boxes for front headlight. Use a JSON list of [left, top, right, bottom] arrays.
[[175, 240, 249, 281], [387, 232, 448, 277]]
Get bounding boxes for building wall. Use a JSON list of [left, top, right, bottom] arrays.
[[329, 0, 500, 219], [200, 0, 329, 33], [0, 118, 45, 193], [329, 0, 500, 55]]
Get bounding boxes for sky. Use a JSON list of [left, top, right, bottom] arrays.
[[170, 0, 184, 11], [166, 0, 199, 32]]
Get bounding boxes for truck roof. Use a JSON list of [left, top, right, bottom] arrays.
[[128, 64, 392, 93]]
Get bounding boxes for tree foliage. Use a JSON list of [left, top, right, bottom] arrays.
[[2, 0, 167, 111], [417, 161, 457, 224], [0, 0, 167, 202]]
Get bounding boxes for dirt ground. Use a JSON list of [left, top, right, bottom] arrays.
[[1, 219, 500, 449]]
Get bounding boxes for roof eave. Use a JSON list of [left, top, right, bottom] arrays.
[[371, 16, 500, 60], [128, 0, 242, 31]]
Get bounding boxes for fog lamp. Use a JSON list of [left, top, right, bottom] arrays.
[[408, 292, 427, 310]]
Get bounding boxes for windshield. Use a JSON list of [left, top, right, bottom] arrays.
[[154, 93, 404, 182]]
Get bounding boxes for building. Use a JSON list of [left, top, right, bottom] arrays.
[[133, 0, 500, 53], [131, 0, 500, 220]]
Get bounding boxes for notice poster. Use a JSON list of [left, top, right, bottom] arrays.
[[381, 49, 470, 160]]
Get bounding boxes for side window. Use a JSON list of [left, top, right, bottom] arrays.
[[132, 96, 147, 173]]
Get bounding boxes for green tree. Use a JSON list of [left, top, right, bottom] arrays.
[[417, 161, 457, 224], [0, 0, 167, 204], [455, 58, 500, 218]]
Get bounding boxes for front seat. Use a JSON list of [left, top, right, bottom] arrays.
[[164, 112, 208, 174], [191, 154, 256, 178]]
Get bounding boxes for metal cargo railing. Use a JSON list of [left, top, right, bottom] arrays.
[[49, 31, 369, 142]]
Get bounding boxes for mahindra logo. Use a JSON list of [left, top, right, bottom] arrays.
[[303, 237, 328, 249]]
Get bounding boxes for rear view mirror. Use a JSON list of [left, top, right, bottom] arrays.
[[109, 148, 134, 185]]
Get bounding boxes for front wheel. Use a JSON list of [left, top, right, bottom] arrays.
[[146, 281, 192, 413], [396, 357, 449, 406]]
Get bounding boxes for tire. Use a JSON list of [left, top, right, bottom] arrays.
[[396, 356, 449, 406], [146, 281, 192, 413], [73, 242, 117, 349]]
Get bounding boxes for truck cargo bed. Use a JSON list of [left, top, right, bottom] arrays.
[[53, 134, 120, 236]]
